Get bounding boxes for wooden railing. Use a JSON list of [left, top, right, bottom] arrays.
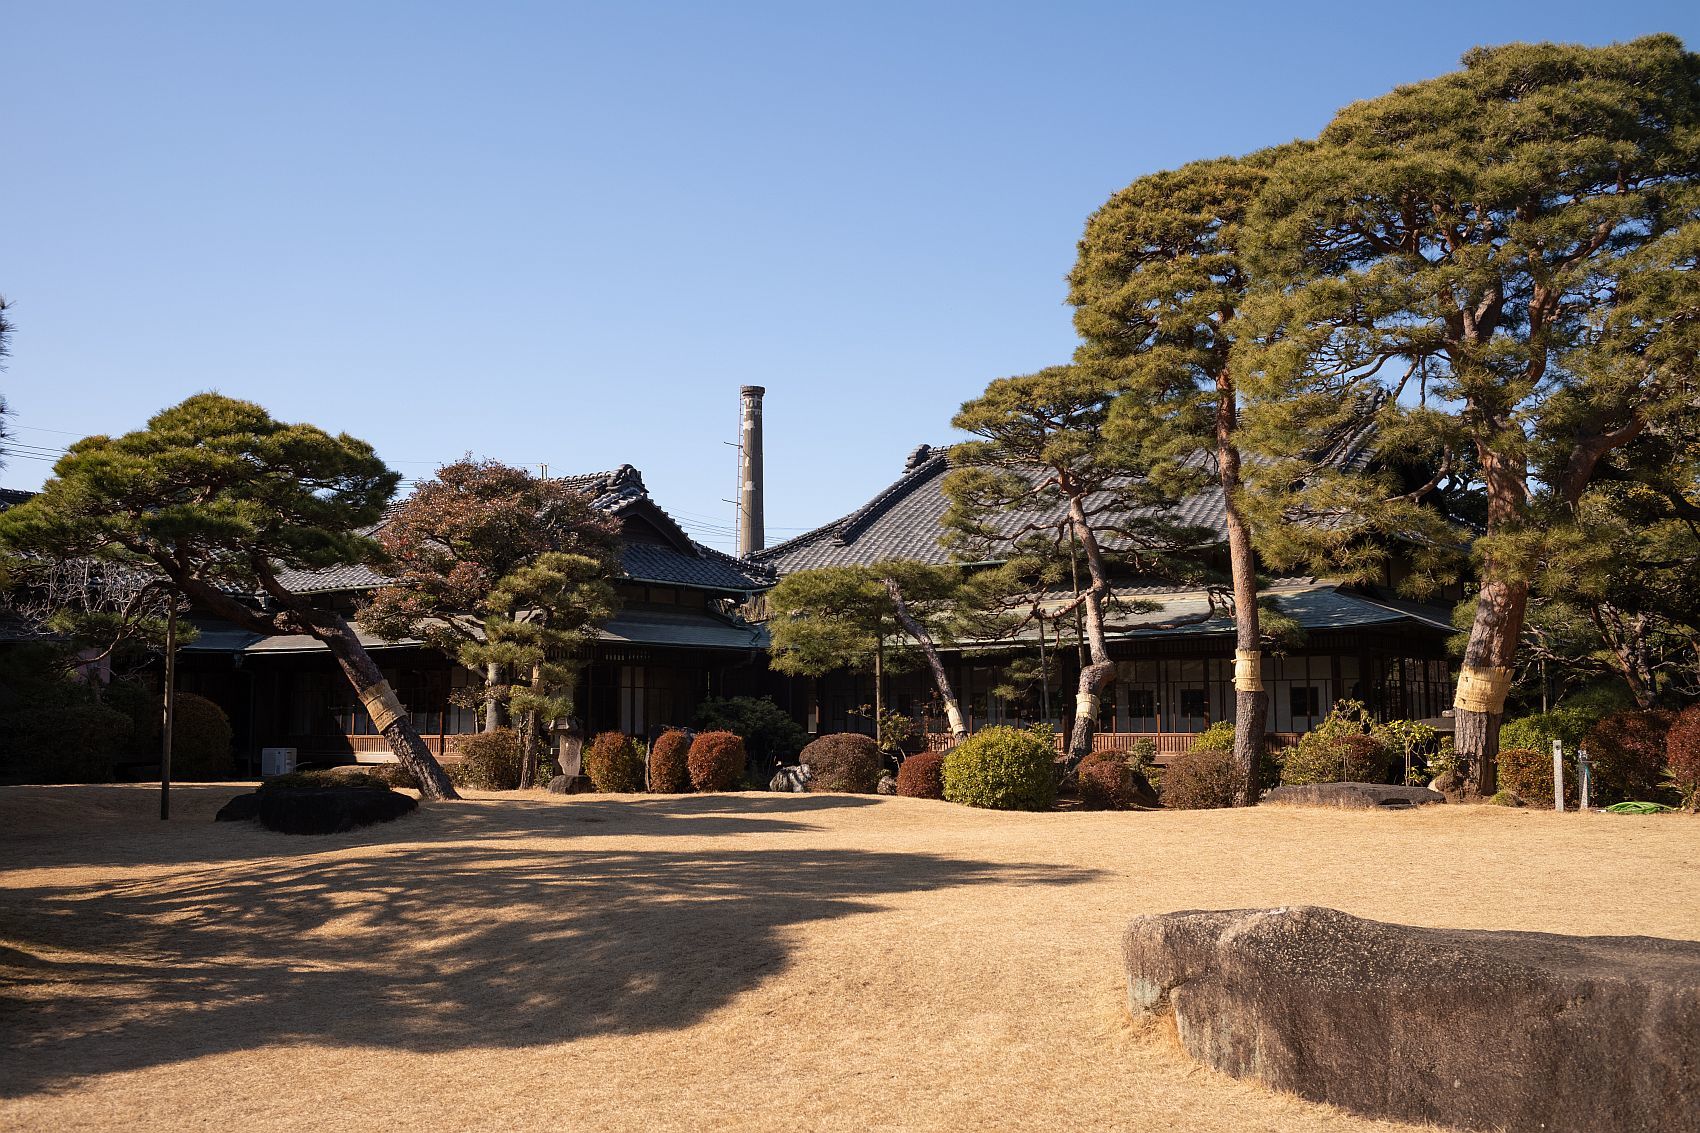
[[923, 730, 1302, 762]]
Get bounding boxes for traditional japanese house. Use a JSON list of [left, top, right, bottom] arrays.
[[171, 465, 773, 768], [749, 444, 1461, 755]]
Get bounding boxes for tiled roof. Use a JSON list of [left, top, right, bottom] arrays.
[[0, 488, 35, 510], [752, 421, 1380, 577], [752, 445, 1231, 574]]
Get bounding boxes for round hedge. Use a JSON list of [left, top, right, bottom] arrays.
[[451, 728, 523, 790], [165, 692, 235, 779], [1667, 705, 1700, 811], [800, 732, 882, 793], [1496, 745, 1576, 807], [1159, 748, 1241, 809], [361, 761, 420, 790], [1280, 731, 1392, 785], [1077, 751, 1154, 810], [942, 726, 1056, 811], [687, 730, 747, 792], [647, 729, 693, 793], [895, 751, 945, 799], [9, 702, 131, 783], [585, 731, 645, 793], [1583, 709, 1676, 803]]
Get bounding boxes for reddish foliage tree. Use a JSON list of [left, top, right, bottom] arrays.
[[687, 731, 746, 792], [647, 729, 692, 794], [895, 752, 945, 799], [1666, 706, 1700, 811]]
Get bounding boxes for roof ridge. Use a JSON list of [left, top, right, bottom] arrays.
[[835, 448, 951, 545]]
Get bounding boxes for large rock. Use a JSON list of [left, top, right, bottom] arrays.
[[214, 792, 262, 822], [255, 786, 418, 834], [1261, 783, 1445, 809], [1124, 906, 1700, 1133]]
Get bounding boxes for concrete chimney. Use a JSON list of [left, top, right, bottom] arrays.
[[738, 385, 765, 556]]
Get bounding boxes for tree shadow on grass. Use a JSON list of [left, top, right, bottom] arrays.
[[0, 792, 1098, 1096]]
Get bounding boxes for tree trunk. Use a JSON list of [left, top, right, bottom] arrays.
[[164, 567, 460, 800], [1452, 445, 1531, 799], [883, 577, 967, 742], [483, 662, 507, 732], [873, 633, 884, 746], [1063, 493, 1116, 768], [310, 611, 460, 800], [1216, 377, 1266, 806], [516, 658, 545, 789]]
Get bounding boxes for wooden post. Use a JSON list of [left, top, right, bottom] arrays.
[[1552, 738, 1565, 812], [160, 604, 177, 821]]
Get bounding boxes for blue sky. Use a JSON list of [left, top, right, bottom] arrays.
[[3, 2, 1695, 553]]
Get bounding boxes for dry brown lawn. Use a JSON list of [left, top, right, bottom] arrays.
[[1, 785, 1696, 1132]]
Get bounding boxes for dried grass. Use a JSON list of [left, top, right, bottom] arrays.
[[2, 784, 1696, 1133]]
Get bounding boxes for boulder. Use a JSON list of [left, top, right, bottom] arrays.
[[876, 771, 898, 796], [1124, 906, 1700, 1133], [545, 774, 593, 795], [1261, 783, 1444, 809], [255, 786, 418, 835], [769, 764, 812, 793], [214, 792, 262, 822]]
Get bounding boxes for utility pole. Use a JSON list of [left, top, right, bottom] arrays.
[[160, 602, 178, 821]]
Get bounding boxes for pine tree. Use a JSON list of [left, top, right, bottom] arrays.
[[943, 365, 1211, 766], [1242, 36, 1700, 794], [1070, 148, 1295, 804], [0, 393, 462, 799]]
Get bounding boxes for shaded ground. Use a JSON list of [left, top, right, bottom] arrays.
[[1, 785, 1696, 1132]]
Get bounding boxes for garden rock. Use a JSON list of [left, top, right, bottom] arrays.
[[769, 764, 812, 793], [546, 774, 592, 794], [1260, 783, 1445, 809], [1123, 905, 1700, 1133], [876, 771, 898, 795], [255, 786, 418, 835], [213, 792, 262, 822]]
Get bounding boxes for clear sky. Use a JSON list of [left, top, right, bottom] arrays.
[[3, 2, 1696, 553]]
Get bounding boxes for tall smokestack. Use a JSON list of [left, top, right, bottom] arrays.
[[738, 385, 765, 556]]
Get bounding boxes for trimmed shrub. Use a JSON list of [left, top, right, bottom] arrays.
[[895, 751, 945, 799], [265, 769, 390, 790], [1281, 730, 1393, 785], [1189, 721, 1235, 755], [1497, 745, 1576, 807], [361, 762, 420, 790], [584, 731, 645, 793], [687, 731, 747, 792], [647, 729, 693, 793], [694, 696, 808, 771], [1500, 706, 1599, 757], [1077, 751, 1154, 811], [1159, 748, 1242, 810], [7, 702, 132, 783], [1583, 710, 1676, 804], [1666, 706, 1700, 811], [800, 732, 882, 793], [451, 728, 523, 790], [167, 692, 235, 779], [942, 726, 1056, 811]]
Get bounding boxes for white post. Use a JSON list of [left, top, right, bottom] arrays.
[[1551, 738, 1564, 812], [1578, 747, 1592, 811]]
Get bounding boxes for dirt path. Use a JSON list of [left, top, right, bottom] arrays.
[[1, 784, 1695, 1132]]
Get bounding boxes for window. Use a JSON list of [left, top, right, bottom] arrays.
[[1179, 689, 1207, 719], [1290, 685, 1321, 718], [1126, 689, 1156, 718]]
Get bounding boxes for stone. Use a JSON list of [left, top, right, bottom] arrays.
[[214, 792, 262, 822], [1261, 783, 1445, 809], [769, 764, 812, 793], [545, 774, 592, 795], [876, 771, 898, 795], [1124, 906, 1700, 1133], [255, 786, 418, 835]]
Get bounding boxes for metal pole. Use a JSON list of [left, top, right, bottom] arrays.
[[1551, 738, 1565, 812], [161, 604, 177, 821]]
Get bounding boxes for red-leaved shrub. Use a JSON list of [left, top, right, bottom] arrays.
[[687, 731, 747, 792], [647, 729, 692, 793], [1583, 709, 1675, 803], [895, 751, 945, 799], [1159, 748, 1242, 810], [801, 732, 882, 793], [584, 731, 645, 793], [1496, 745, 1576, 807], [1666, 705, 1700, 810], [1078, 751, 1155, 810]]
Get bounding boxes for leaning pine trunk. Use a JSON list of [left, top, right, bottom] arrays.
[[311, 611, 460, 800], [483, 662, 507, 732], [1063, 494, 1116, 768], [1216, 382, 1267, 806], [883, 578, 968, 742]]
